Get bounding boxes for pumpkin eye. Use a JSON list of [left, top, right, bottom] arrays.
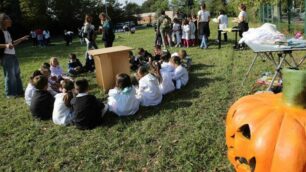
[[238, 124, 251, 139]]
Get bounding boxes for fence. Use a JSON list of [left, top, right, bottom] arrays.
[[259, 1, 305, 36]]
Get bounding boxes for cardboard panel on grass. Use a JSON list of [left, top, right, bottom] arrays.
[[88, 46, 133, 91]]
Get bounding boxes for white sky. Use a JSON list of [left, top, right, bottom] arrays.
[[117, 0, 145, 5]]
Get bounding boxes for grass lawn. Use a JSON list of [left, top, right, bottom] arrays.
[[0, 23, 305, 171]]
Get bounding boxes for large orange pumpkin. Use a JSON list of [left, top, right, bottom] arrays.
[[226, 69, 306, 172]]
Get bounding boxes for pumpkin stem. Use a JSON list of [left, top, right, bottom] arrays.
[[283, 69, 306, 109]]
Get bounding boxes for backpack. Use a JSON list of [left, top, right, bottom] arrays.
[[160, 15, 171, 30], [78, 28, 85, 38]]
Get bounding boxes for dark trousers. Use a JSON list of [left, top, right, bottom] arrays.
[[104, 41, 113, 48]]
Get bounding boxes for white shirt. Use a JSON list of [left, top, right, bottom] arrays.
[[30, 31, 36, 38], [76, 93, 89, 97], [198, 10, 210, 22], [173, 65, 189, 86], [159, 70, 175, 95], [182, 25, 191, 40], [43, 30, 50, 39], [25, 83, 36, 106], [172, 23, 181, 32], [52, 93, 74, 125], [218, 14, 228, 29], [50, 66, 63, 78], [161, 62, 175, 73], [239, 11, 248, 23], [3, 31, 15, 55], [136, 73, 163, 107], [107, 87, 140, 116]]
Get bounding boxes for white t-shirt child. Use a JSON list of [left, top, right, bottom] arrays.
[[173, 65, 189, 89], [137, 73, 163, 106], [218, 14, 228, 29], [25, 83, 36, 106], [182, 24, 191, 40], [52, 93, 74, 125], [161, 62, 175, 73], [159, 69, 175, 95], [50, 66, 63, 78], [108, 87, 140, 116]]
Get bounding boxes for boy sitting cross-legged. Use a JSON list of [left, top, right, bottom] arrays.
[[71, 79, 108, 130], [30, 75, 55, 120]]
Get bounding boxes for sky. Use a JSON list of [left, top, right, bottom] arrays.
[[117, 0, 146, 5]]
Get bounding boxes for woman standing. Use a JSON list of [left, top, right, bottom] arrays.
[[99, 13, 115, 48], [197, 3, 210, 49], [235, 4, 249, 38], [0, 13, 28, 98]]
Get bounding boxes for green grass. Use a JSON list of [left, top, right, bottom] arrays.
[[0, 23, 305, 171]]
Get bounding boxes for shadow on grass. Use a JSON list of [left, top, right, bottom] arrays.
[[101, 63, 224, 127]]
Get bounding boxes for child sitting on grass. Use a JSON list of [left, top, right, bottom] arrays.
[[50, 57, 63, 80], [136, 66, 162, 106], [71, 79, 108, 130], [84, 53, 95, 73], [40, 65, 59, 95], [68, 53, 83, 76], [160, 51, 175, 73], [129, 51, 141, 71], [152, 45, 162, 61], [30, 75, 55, 120], [52, 80, 75, 126], [171, 56, 189, 89], [107, 73, 140, 116], [137, 48, 153, 63], [25, 70, 42, 106], [178, 49, 192, 69], [150, 61, 175, 95]]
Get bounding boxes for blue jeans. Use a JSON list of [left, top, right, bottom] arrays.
[[200, 35, 208, 48], [2, 54, 23, 96]]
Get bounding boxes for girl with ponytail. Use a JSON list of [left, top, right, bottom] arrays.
[[52, 80, 75, 125]]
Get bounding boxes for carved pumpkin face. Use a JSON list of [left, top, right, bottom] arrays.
[[226, 92, 306, 172]]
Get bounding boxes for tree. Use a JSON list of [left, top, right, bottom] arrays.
[[124, 2, 142, 16], [141, 0, 169, 13], [19, 0, 49, 28]]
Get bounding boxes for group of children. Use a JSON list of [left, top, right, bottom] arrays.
[[24, 48, 191, 130], [157, 9, 229, 49]]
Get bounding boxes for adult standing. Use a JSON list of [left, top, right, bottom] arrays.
[[235, 4, 249, 38], [157, 10, 172, 48], [0, 13, 28, 98], [99, 13, 115, 48], [197, 3, 210, 49]]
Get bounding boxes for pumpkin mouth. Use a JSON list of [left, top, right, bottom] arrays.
[[235, 156, 256, 172]]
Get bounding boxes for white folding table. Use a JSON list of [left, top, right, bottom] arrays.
[[242, 41, 306, 91]]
